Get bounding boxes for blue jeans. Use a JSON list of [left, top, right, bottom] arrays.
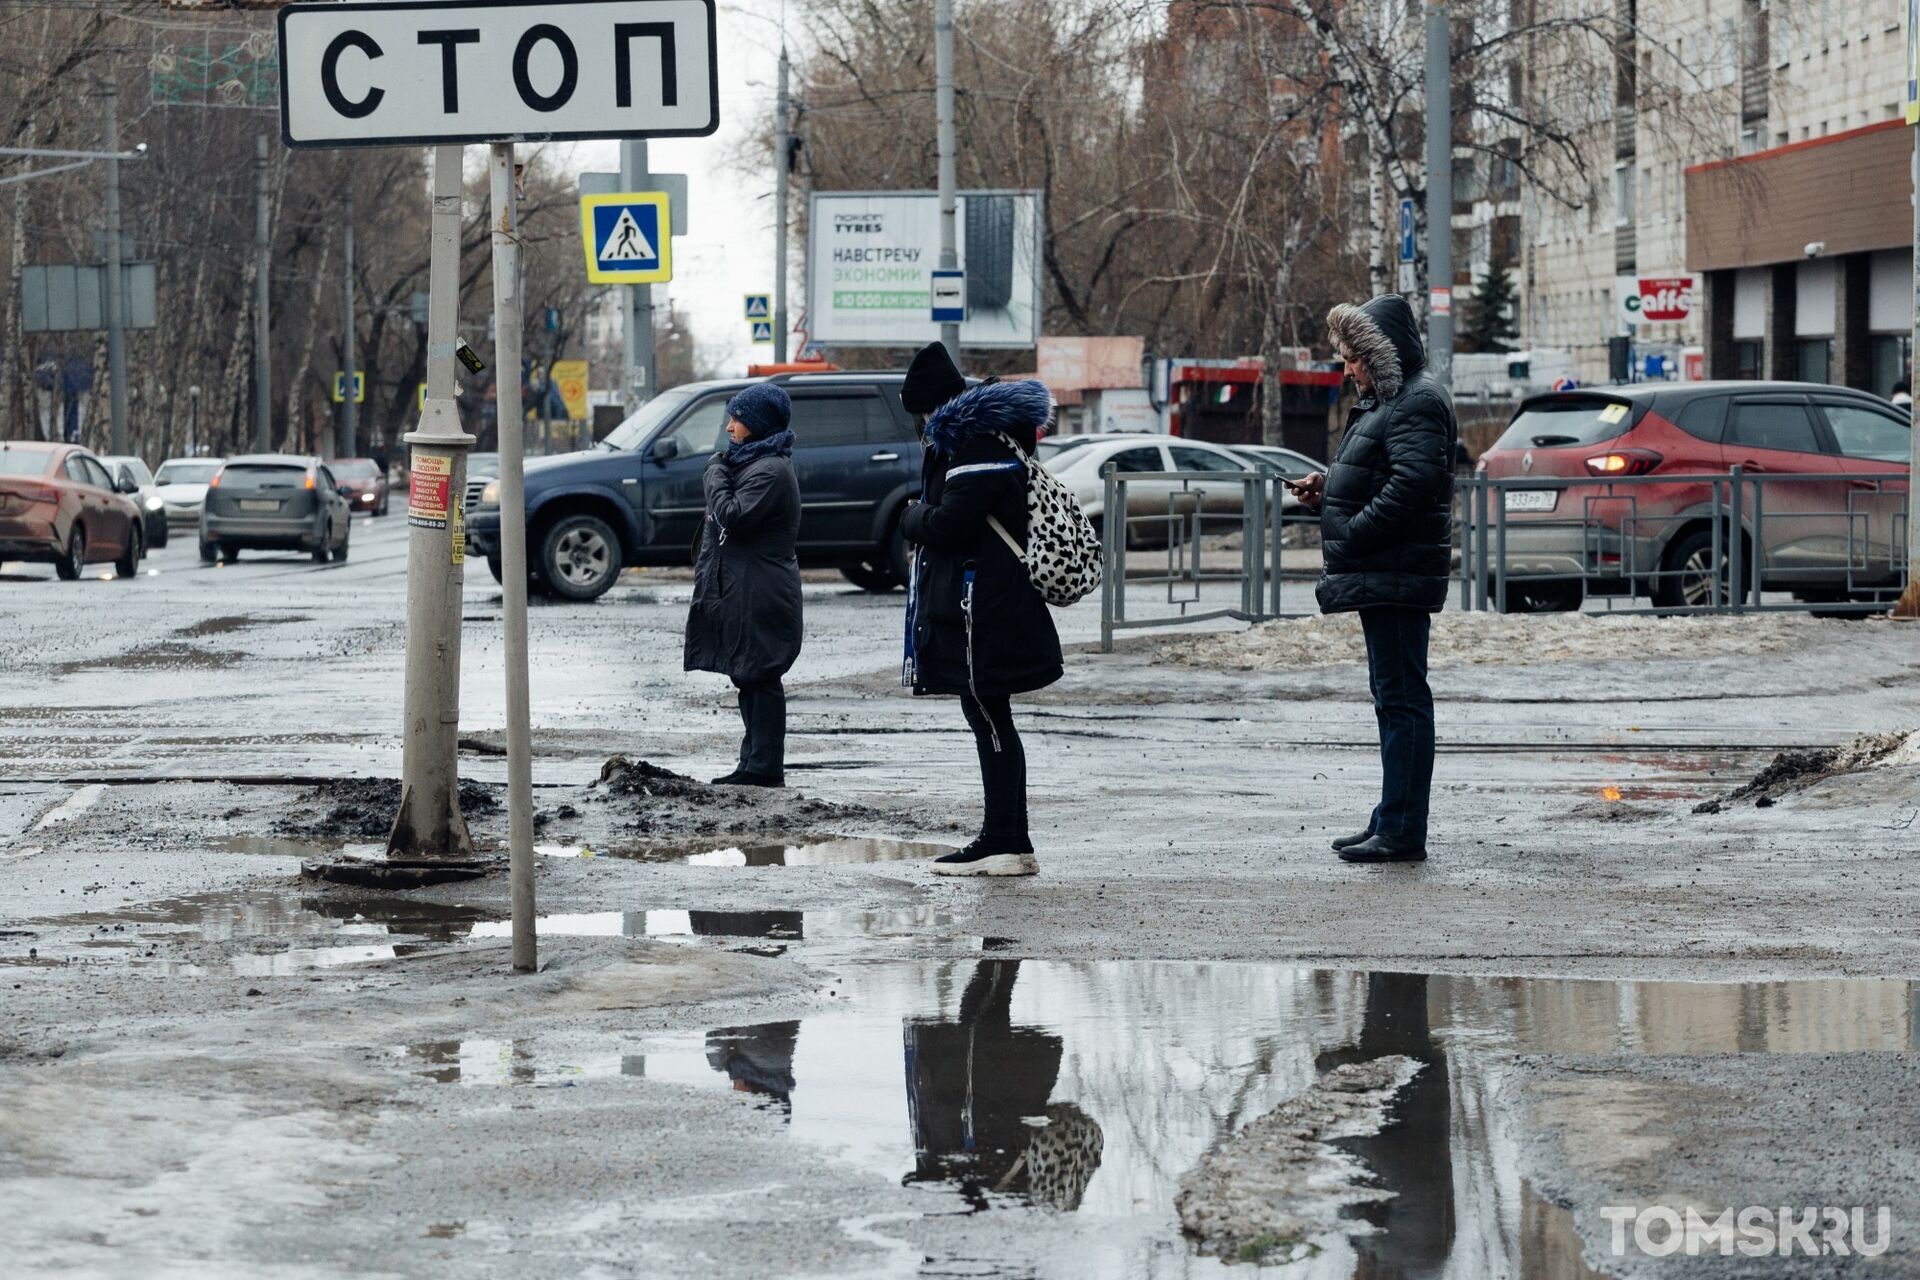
[[1360, 607, 1434, 845]]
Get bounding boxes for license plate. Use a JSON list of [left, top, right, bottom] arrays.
[[239, 499, 280, 512], [1504, 489, 1556, 513]]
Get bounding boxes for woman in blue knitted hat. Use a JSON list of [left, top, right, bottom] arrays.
[[684, 382, 802, 786]]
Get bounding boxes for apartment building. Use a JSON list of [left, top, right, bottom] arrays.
[[1505, 0, 1910, 391]]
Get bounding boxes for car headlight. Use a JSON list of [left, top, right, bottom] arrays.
[[145, 497, 163, 511], [481, 480, 499, 505]]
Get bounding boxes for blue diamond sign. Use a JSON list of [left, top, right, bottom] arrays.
[[580, 193, 672, 284]]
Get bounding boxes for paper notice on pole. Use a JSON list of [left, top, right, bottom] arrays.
[[450, 498, 465, 564], [409, 454, 452, 530]]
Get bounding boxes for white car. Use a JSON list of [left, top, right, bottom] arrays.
[[153, 457, 224, 531], [1037, 434, 1268, 545]]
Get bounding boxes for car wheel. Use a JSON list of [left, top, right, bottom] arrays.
[[55, 526, 84, 580], [540, 513, 621, 601], [221, 545, 241, 563], [312, 526, 332, 564], [199, 540, 217, 564], [149, 515, 168, 550], [839, 561, 900, 592], [486, 555, 504, 584], [334, 530, 350, 562], [1494, 581, 1582, 613], [1652, 527, 1733, 612], [115, 524, 144, 578]]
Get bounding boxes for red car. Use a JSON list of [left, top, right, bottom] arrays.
[[0, 440, 147, 579], [327, 457, 390, 516], [1478, 383, 1910, 611]]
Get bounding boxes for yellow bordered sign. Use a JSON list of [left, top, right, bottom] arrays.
[[580, 192, 673, 284]]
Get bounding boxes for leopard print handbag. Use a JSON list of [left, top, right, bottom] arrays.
[[985, 432, 1104, 607]]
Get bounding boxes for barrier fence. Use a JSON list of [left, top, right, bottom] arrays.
[[1096, 463, 1912, 648], [1455, 467, 1909, 616]]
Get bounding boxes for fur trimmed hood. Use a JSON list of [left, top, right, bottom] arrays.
[[1327, 294, 1426, 400], [922, 378, 1054, 454]]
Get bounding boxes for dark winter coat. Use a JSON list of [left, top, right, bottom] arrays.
[[1316, 294, 1458, 614], [899, 381, 1063, 698], [683, 445, 803, 683]]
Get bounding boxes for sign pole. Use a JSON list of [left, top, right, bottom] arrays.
[[255, 135, 273, 451], [934, 0, 959, 361], [102, 79, 128, 457], [620, 140, 657, 413], [774, 46, 790, 363], [388, 144, 476, 860], [489, 142, 537, 970], [343, 187, 358, 457], [1899, 118, 1920, 617], [1423, 0, 1452, 388]]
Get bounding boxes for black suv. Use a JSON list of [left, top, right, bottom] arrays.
[[465, 373, 921, 601]]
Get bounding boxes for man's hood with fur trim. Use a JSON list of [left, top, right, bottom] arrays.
[[922, 379, 1054, 454], [1326, 294, 1426, 400]]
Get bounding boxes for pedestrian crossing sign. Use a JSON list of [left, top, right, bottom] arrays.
[[579, 193, 673, 284], [331, 371, 365, 404], [750, 320, 774, 344], [744, 294, 771, 320]]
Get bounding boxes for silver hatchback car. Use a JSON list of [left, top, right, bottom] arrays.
[[199, 454, 352, 564]]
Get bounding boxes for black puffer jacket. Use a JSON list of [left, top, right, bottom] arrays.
[[1316, 294, 1457, 614], [683, 440, 803, 683], [900, 381, 1062, 698]]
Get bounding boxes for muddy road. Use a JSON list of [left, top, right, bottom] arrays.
[[4, 514, 1917, 1277]]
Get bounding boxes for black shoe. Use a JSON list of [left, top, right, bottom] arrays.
[[1337, 833, 1427, 863], [710, 770, 784, 788], [930, 839, 1039, 877], [1330, 828, 1374, 852]]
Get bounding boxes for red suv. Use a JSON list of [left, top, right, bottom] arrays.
[[1477, 383, 1910, 610], [0, 441, 147, 579]]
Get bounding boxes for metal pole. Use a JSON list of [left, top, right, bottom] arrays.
[[388, 145, 476, 861], [102, 80, 127, 457], [935, 0, 960, 362], [1100, 464, 1117, 652], [619, 140, 655, 413], [188, 386, 199, 455], [1423, 0, 1452, 389], [774, 47, 790, 363], [1727, 464, 1744, 613], [1898, 125, 1920, 617], [489, 143, 537, 973], [1473, 480, 1489, 611], [254, 135, 272, 451], [343, 187, 357, 457]]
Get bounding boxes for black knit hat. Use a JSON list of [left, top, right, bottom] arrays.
[[899, 342, 967, 415]]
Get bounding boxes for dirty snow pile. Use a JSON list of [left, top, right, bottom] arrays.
[[1158, 611, 1848, 671], [1175, 1056, 1421, 1264], [1694, 729, 1920, 813]]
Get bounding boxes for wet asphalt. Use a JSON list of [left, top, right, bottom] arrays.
[[4, 512, 1920, 1277]]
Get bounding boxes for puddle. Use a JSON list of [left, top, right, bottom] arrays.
[[173, 613, 311, 638], [465, 906, 961, 945], [54, 643, 240, 674], [211, 835, 376, 858], [398, 961, 1918, 1276], [537, 833, 954, 866]]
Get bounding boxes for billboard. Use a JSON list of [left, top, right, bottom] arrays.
[[1615, 274, 1698, 328], [806, 190, 1042, 349]]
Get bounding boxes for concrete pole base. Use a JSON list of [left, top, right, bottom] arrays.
[[1891, 578, 1920, 619]]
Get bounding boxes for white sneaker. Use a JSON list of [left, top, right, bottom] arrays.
[[929, 844, 1040, 877]]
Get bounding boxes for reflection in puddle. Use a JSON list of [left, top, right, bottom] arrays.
[[467, 906, 956, 943], [209, 835, 378, 859], [401, 962, 1917, 1276], [536, 834, 953, 866]]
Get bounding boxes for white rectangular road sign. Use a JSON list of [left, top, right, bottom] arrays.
[[278, 0, 718, 148]]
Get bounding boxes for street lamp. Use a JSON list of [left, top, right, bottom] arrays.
[[188, 384, 201, 456]]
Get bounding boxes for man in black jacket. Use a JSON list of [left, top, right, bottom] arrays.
[[1294, 294, 1455, 863]]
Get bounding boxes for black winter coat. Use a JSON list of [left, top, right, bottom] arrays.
[[1317, 293, 1457, 614], [684, 449, 803, 683], [900, 435, 1063, 698]]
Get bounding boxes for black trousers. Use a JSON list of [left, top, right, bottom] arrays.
[[1359, 607, 1435, 845], [959, 693, 1030, 851], [732, 677, 786, 780]]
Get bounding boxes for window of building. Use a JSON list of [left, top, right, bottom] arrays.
[[1733, 340, 1763, 379], [1794, 339, 1831, 384], [1869, 334, 1912, 400], [1614, 163, 1633, 226]]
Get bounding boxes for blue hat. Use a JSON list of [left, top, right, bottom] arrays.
[[726, 383, 792, 439]]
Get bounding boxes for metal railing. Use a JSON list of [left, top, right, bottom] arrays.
[[1098, 468, 1309, 651], [1457, 467, 1910, 615]]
